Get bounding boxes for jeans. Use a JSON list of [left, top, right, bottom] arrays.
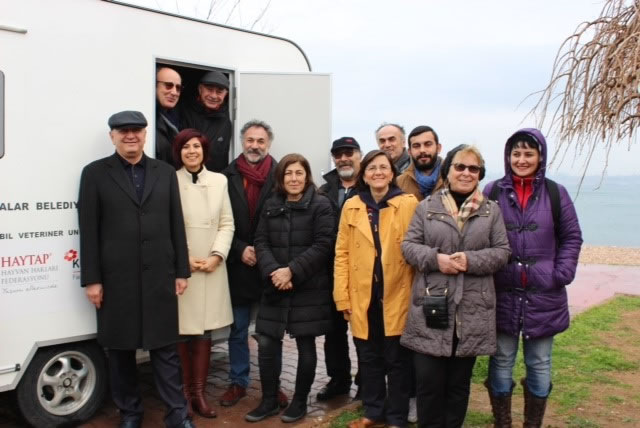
[[228, 305, 251, 388], [489, 332, 554, 398]]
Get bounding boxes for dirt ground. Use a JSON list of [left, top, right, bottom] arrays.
[[468, 308, 640, 427]]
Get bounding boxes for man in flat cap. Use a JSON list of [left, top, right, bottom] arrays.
[[156, 66, 183, 165], [182, 70, 232, 172], [397, 125, 444, 201], [316, 137, 362, 401], [78, 111, 195, 428], [376, 123, 411, 173]]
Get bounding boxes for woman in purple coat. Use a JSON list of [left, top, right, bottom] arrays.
[[483, 128, 582, 428]]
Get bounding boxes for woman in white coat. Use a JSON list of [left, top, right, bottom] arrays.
[[173, 128, 235, 418]]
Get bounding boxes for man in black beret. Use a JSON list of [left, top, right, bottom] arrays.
[[78, 110, 195, 428], [316, 136, 363, 401], [181, 70, 232, 172]]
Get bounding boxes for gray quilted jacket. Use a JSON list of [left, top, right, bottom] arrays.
[[399, 192, 510, 357]]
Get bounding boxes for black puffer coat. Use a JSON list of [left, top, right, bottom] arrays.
[[254, 186, 335, 339]]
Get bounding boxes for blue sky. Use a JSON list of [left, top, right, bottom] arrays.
[[130, 0, 638, 177]]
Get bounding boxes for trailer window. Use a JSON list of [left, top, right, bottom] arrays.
[[0, 71, 4, 159]]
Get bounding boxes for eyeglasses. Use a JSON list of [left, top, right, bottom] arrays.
[[365, 164, 391, 173], [452, 163, 481, 174], [332, 149, 355, 159], [157, 81, 183, 93]]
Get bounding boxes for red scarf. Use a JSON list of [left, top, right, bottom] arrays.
[[512, 175, 534, 211], [236, 154, 273, 222]]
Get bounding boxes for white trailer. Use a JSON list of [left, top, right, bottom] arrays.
[[0, 1, 331, 426]]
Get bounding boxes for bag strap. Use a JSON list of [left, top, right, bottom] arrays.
[[488, 178, 502, 202], [544, 178, 561, 238]]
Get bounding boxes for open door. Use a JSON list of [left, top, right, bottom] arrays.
[[236, 72, 332, 184]]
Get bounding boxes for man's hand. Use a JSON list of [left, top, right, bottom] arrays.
[[270, 267, 293, 288], [437, 254, 461, 275], [200, 255, 223, 273], [175, 278, 188, 295], [85, 283, 103, 309], [241, 246, 257, 267], [450, 252, 467, 272]]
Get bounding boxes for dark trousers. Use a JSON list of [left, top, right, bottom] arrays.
[[107, 344, 187, 426], [413, 351, 477, 428], [354, 301, 410, 427], [258, 334, 317, 402], [323, 303, 353, 385]]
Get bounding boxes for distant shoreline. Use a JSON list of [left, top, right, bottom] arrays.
[[579, 245, 640, 266]]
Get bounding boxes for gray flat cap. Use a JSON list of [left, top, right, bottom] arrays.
[[108, 110, 148, 130], [200, 71, 229, 89]]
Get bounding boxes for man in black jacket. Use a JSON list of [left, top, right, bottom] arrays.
[[78, 111, 194, 428], [316, 136, 362, 401], [155, 66, 182, 165], [220, 120, 287, 409], [182, 70, 232, 172]]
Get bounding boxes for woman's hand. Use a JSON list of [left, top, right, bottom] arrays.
[[200, 255, 223, 273], [279, 281, 293, 291], [189, 256, 204, 272], [450, 252, 467, 272], [437, 253, 461, 274], [270, 267, 293, 288], [342, 309, 352, 321]]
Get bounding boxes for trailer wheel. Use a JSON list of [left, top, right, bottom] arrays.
[[16, 342, 107, 427]]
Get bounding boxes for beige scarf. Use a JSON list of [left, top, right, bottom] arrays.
[[441, 187, 484, 231]]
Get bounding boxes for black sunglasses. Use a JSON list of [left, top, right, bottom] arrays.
[[157, 81, 183, 93], [452, 163, 481, 174]]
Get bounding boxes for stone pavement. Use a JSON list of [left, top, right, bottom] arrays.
[[1, 263, 638, 427]]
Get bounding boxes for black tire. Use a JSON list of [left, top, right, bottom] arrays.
[[15, 341, 107, 428]]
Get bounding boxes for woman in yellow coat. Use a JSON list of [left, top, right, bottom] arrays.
[[334, 150, 418, 428], [173, 129, 235, 418]]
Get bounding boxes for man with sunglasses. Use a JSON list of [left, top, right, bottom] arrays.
[[182, 70, 232, 172], [397, 125, 444, 201], [316, 137, 362, 401], [156, 66, 183, 165]]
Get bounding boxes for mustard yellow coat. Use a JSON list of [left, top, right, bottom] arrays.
[[333, 193, 418, 339]]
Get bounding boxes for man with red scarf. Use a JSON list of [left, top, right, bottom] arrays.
[[220, 120, 288, 408]]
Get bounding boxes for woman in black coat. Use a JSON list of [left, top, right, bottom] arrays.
[[245, 153, 335, 423]]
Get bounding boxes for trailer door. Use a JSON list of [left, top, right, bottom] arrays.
[[236, 73, 331, 184]]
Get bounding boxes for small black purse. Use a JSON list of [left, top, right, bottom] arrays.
[[422, 287, 448, 329]]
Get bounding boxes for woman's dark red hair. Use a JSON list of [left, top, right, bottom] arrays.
[[172, 128, 210, 169]]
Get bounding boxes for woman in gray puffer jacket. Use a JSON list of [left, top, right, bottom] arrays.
[[400, 145, 510, 428]]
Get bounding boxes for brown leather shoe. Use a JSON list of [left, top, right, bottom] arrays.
[[347, 417, 385, 428], [220, 384, 247, 407]]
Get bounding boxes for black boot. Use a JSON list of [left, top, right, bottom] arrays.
[[245, 399, 280, 422], [246, 335, 281, 422], [484, 379, 513, 428], [521, 378, 548, 428], [281, 395, 308, 423]]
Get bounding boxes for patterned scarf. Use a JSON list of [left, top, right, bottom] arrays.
[[441, 187, 484, 231]]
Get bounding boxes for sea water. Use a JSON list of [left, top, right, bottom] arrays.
[[484, 174, 640, 247]]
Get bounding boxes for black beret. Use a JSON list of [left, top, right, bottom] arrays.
[[108, 111, 147, 130], [331, 136, 360, 153], [200, 71, 229, 89]]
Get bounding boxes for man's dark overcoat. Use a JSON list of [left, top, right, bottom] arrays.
[[78, 153, 190, 350], [222, 156, 277, 306]]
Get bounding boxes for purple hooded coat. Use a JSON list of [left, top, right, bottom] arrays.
[[483, 128, 583, 339]]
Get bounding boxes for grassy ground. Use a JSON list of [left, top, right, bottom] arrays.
[[327, 295, 640, 428]]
